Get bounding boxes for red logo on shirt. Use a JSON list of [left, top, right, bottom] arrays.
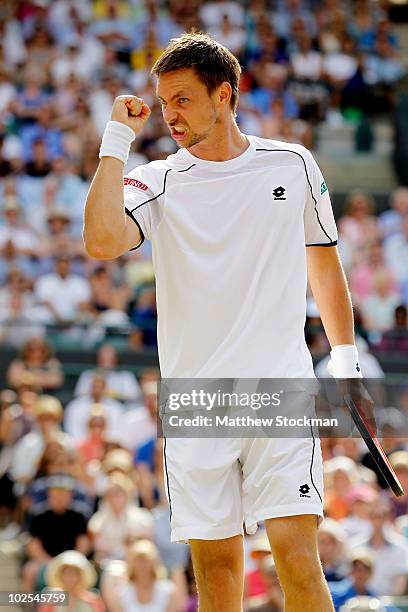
[[123, 177, 148, 191]]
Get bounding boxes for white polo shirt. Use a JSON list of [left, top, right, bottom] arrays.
[[124, 135, 337, 378]]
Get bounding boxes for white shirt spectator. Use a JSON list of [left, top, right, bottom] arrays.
[[10, 429, 73, 483], [0, 79, 16, 117], [88, 503, 154, 561], [291, 51, 322, 81], [340, 515, 372, 540], [35, 272, 90, 322], [323, 53, 357, 82], [361, 293, 401, 332], [384, 232, 408, 284], [0, 224, 39, 253], [75, 369, 142, 403], [64, 396, 123, 441], [351, 531, 408, 595], [115, 407, 156, 453], [89, 88, 116, 136], [50, 47, 95, 85], [118, 580, 174, 612], [210, 18, 246, 57], [2, 20, 26, 69], [199, 1, 244, 28]]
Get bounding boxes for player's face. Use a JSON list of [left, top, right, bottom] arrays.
[[157, 68, 221, 148]]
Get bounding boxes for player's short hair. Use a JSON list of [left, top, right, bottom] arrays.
[[151, 32, 241, 114]]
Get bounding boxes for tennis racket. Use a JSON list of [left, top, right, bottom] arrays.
[[343, 393, 404, 498]]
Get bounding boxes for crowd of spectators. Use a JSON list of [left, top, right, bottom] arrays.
[[0, 0, 407, 611]]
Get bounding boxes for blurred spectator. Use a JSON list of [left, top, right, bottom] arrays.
[[0, 196, 39, 257], [0, 287, 49, 348], [64, 374, 124, 442], [9, 71, 48, 125], [102, 539, 185, 612], [338, 191, 379, 256], [350, 240, 398, 306], [378, 305, 408, 353], [74, 344, 142, 404], [151, 465, 189, 576], [0, 65, 16, 119], [200, 1, 244, 29], [317, 518, 348, 582], [28, 445, 93, 519], [88, 472, 153, 564], [384, 215, 408, 286], [210, 13, 246, 56], [351, 499, 408, 595], [42, 207, 84, 264], [41, 156, 89, 237], [77, 404, 108, 466], [116, 374, 157, 453], [388, 452, 408, 518], [246, 555, 284, 611], [324, 457, 360, 520], [40, 550, 104, 612], [0, 388, 37, 447], [364, 36, 405, 86], [272, 0, 316, 41], [248, 63, 298, 120], [22, 474, 89, 592], [88, 267, 130, 322], [329, 549, 376, 611], [24, 138, 52, 178], [361, 270, 401, 333], [245, 534, 271, 598], [7, 337, 63, 392], [35, 255, 91, 323], [9, 395, 69, 486], [20, 104, 63, 164], [379, 187, 408, 241], [50, 36, 94, 85], [340, 484, 378, 540], [129, 285, 157, 347], [323, 36, 358, 89]]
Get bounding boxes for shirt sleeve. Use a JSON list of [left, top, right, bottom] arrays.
[[303, 150, 338, 247], [123, 169, 156, 247]]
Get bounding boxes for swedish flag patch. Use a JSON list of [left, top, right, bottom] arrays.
[[321, 181, 328, 195]]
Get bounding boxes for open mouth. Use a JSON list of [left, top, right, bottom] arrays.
[[170, 126, 187, 140]]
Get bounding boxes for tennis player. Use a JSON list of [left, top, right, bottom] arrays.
[[84, 33, 363, 612]]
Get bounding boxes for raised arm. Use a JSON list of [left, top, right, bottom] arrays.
[[83, 96, 151, 260]]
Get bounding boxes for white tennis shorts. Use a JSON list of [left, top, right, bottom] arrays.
[[163, 434, 324, 543]]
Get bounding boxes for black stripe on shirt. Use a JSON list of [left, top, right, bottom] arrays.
[[255, 148, 334, 243]]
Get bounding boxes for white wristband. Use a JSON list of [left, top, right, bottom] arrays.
[[327, 344, 362, 378], [99, 120, 135, 164]]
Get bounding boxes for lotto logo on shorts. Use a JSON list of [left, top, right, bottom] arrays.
[[299, 484, 311, 498], [123, 177, 149, 191]]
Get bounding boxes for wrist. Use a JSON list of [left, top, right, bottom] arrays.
[[328, 344, 362, 378], [99, 120, 135, 164]]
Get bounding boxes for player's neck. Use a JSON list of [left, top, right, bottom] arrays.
[[187, 119, 248, 162]]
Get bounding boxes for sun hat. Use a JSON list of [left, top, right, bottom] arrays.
[[46, 550, 97, 590], [249, 534, 271, 558], [34, 395, 63, 420]]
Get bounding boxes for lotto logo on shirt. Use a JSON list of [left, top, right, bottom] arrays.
[[123, 177, 149, 191]]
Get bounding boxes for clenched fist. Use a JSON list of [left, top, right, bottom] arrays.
[[111, 95, 151, 136]]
